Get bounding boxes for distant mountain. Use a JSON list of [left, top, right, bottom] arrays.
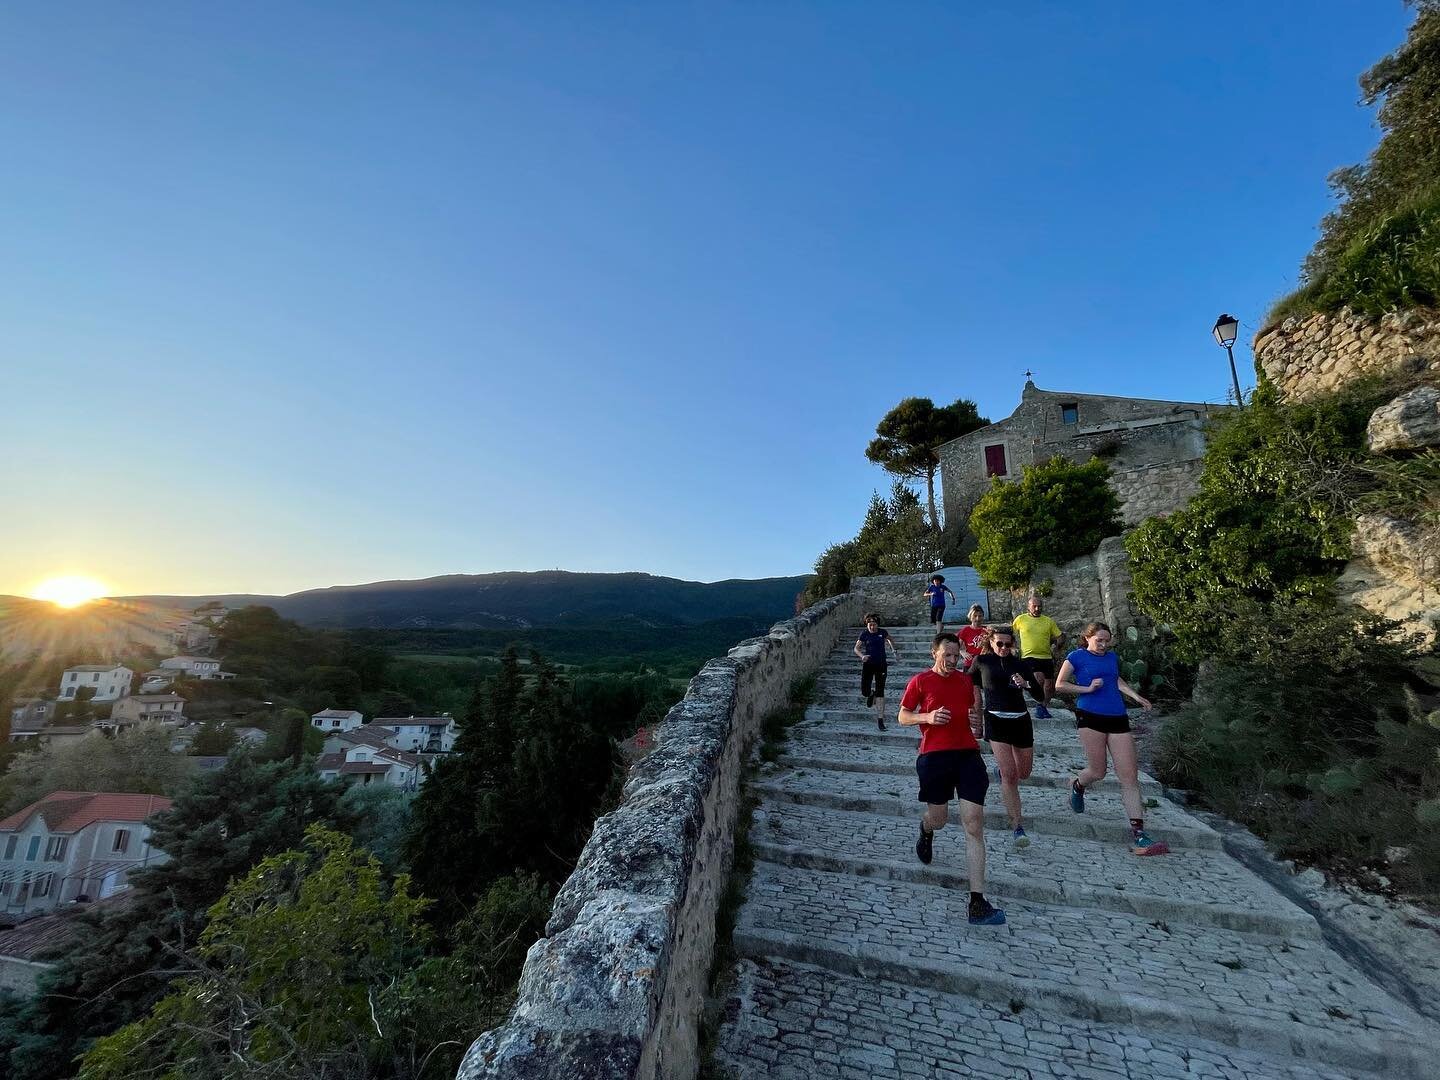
[[123, 571, 811, 630]]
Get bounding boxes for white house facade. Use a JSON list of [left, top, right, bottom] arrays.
[[108, 694, 186, 730], [158, 656, 229, 679], [374, 715, 458, 753], [58, 666, 132, 703], [311, 709, 364, 733], [0, 792, 172, 917]]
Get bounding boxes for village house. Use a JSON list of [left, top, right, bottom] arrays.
[[310, 708, 364, 733], [315, 734, 426, 791], [57, 665, 132, 703], [938, 379, 1234, 534], [158, 656, 234, 680], [374, 715, 458, 753], [0, 792, 172, 918], [107, 694, 186, 731], [7, 698, 53, 737], [0, 905, 91, 995]]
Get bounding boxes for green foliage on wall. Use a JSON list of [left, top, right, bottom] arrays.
[[1273, 1, 1440, 320], [1125, 383, 1386, 658], [967, 457, 1122, 591]]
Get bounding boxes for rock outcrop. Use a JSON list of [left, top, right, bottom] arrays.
[[1368, 384, 1440, 452], [1336, 513, 1439, 645]]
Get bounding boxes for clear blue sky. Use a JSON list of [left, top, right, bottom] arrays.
[[0, 1, 1414, 596]]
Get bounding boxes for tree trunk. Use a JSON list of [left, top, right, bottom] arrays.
[[924, 467, 941, 531]]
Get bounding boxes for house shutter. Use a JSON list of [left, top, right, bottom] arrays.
[[984, 444, 1008, 477]]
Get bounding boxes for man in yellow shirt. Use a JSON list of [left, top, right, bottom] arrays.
[[1013, 595, 1064, 720]]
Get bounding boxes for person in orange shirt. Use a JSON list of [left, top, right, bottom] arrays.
[[898, 632, 1006, 926]]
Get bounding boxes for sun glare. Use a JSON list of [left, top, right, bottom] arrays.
[[32, 576, 110, 609]]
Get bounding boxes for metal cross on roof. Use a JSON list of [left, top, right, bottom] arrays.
[[1023, 368, 1034, 379]]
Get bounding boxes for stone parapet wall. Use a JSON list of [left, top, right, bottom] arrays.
[[851, 572, 986, 625], [985, 537, 1145, 638], [1254, 307, 1440, 401], [1109, 460, 1204, 526], [457, 592, 862, 1080]]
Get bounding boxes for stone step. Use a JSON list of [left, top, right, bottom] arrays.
[[733, 863, 1437, 1079], [714, 956, 1370, 1080], [747, 803, 1317, 939], [794, 715, 1130, 755], [751, 766, 1221, 850], [802, 704, 1080, 734], [776, 738, 1165, 795]]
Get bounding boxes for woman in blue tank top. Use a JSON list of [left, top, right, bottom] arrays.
[[1053, 621, 1167, 856]]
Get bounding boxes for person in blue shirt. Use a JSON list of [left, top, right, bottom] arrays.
[[921, 574, 957, 631], [853, 613, 898, 730], [1053, 621, 1164, 857]]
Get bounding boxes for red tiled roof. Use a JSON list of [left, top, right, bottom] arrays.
[[338, 762, 390, 775], [315, 753, 345, 770], [0, 792, 173, 834], [374, 717, 451, 726], [335, 728, 393, 748], [375, 747, 423, 766]]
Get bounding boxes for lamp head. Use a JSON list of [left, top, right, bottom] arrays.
[[1213, 313, 1240, 348]]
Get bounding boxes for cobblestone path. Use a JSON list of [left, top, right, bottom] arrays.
[[711, 626, 1439, 1079]]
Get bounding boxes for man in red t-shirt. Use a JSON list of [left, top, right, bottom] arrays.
[[898, 632, 1006, 926]]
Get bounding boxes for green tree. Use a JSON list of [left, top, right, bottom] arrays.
[[866, 397, 989, 530], [340, 782, 416, 874], [189, 719, 237, 756], [0, 758, 348, 1080], [968, 457, 1122, 591], [1305, 2, 1440, 286], [76, 828, 448, 1080], [406, 649, 618, 924], [801, 483, 946, 605], [0, 725, 192, 815], [1124, 387, 1378, 656]]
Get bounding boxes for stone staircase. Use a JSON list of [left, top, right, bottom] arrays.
[[710, 626, 1438, 1079]]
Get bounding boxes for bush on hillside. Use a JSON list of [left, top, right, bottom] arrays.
[[967, 457, 1122, 591], [1125, 378, 1402, 658], [1155, 601, 1439, 900]]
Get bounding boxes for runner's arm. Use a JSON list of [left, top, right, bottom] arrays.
[[885, 633, 898, 657], [1116, 677, 1152, 711], [897, 706, 935, 727], [1052, 659, 1090, 696], [853, 637, 865, 659]]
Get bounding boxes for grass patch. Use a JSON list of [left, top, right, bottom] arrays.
[[1267, 186, 1440, 326], [758, 675, 817, 763]]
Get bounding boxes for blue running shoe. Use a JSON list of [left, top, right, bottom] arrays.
[[1012, 826, 1030, 849], [1033, 704, 1052, 719], [967, 897, 1007, 926], [1069, 781, 1085, 814], [1132, 830, 1170, 857]]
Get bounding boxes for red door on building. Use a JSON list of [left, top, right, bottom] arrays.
[[984, 444, 1007, 477]]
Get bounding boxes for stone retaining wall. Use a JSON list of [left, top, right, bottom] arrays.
[[1254, 307, 1440, 401], [1109, 459, 1204, 526], [985, 537, 1145, 636], [457, 592, 862, 1080], [850, 572, 986, 625]]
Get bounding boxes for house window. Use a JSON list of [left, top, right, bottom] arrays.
[[113, 829, 131, 854], [3, 836, 16, 860], [33, 872, 52, 898], [26, 837, 41, 862], [983, 444, 1008, 477], [46, 836, 68, 861], [1060, 403, 1079, 425]]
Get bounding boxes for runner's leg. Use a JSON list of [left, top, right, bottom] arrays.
[[1108, 732, 1145, 822], [959, 798, 985, 891], [989, 740, 1024, 830], [1075, 727, 1109, 789]]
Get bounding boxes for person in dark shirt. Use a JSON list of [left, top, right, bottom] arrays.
[[853, 613, 898, 730], [969, 627, 1035, 848]]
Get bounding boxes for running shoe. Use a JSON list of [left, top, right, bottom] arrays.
[[1012, 826, 1030, 849], [915, 823, 933, 865], [1069, 781, 1085, 814], [1132, 831, 1170, 857], [876, 714, 886, 731], [967, 897, 1007, 925], [1033, 704, 1052, 719]]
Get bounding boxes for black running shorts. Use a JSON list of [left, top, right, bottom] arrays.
[[1075, 707, 1131, 735], [1022, 657, 1055, 682], [983, 711, 1034, 749], [860, 660, 888, 699], [929, 606, 945, 625], [916, 749, 989, 806]]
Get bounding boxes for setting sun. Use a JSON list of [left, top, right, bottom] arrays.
[[31, 575, 110, 609]]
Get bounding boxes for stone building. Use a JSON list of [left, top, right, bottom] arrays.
[[938, 380, 1232, 533]]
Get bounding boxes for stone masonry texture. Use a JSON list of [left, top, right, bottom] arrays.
[[709, 622, 1440, 1079], [456, 593, 862, 1080], [1253, 306, 1440, 402]]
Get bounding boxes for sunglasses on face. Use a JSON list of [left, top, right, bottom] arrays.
[[992, 641, 1014, 648]]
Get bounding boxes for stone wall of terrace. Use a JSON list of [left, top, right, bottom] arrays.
[[1254, 307, 1440, 401], [457, 591, 863, 1080]]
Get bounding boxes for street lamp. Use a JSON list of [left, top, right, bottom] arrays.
[[1212, 313, 1244, 405]]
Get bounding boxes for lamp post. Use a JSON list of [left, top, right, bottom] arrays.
[[1212, 313, 1243, 405]]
